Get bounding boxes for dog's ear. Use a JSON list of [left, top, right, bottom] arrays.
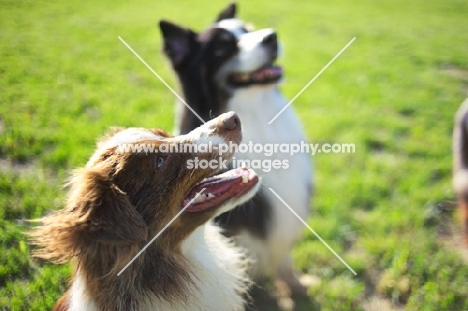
[[29, 168, 148, 263], [216, 2, 236, 22], [159, 20, 195, 67], [77, 169, 148, 245]]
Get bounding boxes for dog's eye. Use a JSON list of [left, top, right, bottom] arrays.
[[156, 156, 166, 168]]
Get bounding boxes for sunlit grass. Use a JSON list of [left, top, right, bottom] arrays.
[[1, 0, 468, 309]]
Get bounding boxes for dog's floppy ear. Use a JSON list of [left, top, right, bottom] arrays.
[[75, 169, 148, 245], [29, 168, 148, 263], [216, 2, 236, 22], [159, 20, 195, 67]]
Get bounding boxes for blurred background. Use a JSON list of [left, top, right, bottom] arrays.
[[1, 0, 468, 310]]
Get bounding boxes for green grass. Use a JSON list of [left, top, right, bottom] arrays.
[[1, 0, 468, 310]]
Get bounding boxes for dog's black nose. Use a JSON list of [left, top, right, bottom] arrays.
[[222, 112, 241, 130], [262, 32, 277, 49]]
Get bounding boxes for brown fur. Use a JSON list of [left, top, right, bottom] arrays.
[[53, 291, 70, 311], [29, 119, 243, 310]]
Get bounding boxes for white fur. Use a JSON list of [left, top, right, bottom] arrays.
[[217, 19, 247, 38], [101, 116, 230, 157], [454, 170, 468, 194], [226, 87, 313, 278], [235, 28, 277, 71], [216, 20, 277, 83], [172, 17, 313, 288], [454, 98, 468, 194], [102, 128, 160, 149], [69, 225, 248, 311], [215, 21, 314, 279], [169, 116, 227, 147], [69, 275, 97, 311]]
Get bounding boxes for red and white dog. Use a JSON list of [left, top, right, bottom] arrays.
[[30, 112, 260, 311]]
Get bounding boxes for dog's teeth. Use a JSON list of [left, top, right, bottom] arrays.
[[194, 195, 205, 203], [241, 172, 249, 184], [207, 193, 215, 198]]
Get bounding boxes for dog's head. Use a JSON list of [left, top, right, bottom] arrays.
[[30, 112, 260, 271], [159, 3, 282, 132]]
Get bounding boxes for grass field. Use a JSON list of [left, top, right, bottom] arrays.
[[1, 0, 468, 310]]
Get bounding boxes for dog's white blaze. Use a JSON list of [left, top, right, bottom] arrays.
[[217, 23, 277, 75], [217, 18, 247, 38], [238, 28, 275, 49], [235, 29, 276, 72], [102, 128, 160, 149], [103, 117, 230, 154], [166, 115, 228, 147]]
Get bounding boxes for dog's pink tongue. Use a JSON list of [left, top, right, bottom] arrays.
[[182, 168, 258, 212], [190, 175, 242, 198]]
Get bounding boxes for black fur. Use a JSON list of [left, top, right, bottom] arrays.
[[214, 190, 271, 239], [159, 3, 273, 240], [159, 20, 237, 134]]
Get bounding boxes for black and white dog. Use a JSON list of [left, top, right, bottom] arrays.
[[159, 3, 313, 297]]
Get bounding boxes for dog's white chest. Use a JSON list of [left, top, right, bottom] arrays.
[[227, 86, 313, 243]]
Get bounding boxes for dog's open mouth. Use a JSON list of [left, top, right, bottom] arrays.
[[183, 167, 259, 212], [228, 65, 282, 87]]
